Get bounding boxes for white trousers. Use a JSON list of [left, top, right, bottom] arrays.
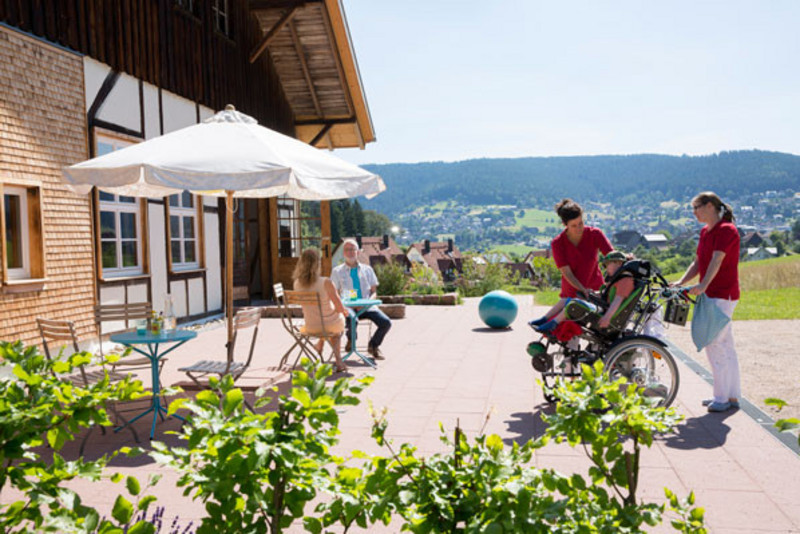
[[705, 298, 740, 403]]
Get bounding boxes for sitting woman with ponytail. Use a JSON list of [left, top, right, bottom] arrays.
[[676, 191, 741, 413]]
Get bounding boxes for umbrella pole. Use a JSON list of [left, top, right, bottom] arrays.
[[226, 191, 235, 357]]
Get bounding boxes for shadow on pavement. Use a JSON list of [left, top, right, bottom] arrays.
[[660, 410, 737, 450], [503, 402, 556, 446]]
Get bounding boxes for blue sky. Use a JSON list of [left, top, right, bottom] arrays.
[[337, 0, 800, 165]]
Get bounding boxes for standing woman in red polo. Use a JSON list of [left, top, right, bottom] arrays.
[[676, 192, 741, 413], [550, 199, 613, 301]]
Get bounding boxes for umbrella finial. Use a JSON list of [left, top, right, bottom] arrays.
[[225, 104, 236, 111]]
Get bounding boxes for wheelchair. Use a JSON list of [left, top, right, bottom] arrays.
[[527, 260, 692, 408]]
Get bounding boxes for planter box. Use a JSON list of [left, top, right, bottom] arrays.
[[378, 293, 458, 306]]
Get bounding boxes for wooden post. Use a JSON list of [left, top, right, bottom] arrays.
[[226, 191, 234, 353]]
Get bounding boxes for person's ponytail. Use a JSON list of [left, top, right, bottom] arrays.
[[720, 202, 735, 223]]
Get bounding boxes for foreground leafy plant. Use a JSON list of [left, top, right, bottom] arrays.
[[316, 360, 707, 533], [151, 359, 372, 534], [765, 397, 800, 447], [0, 340, 155, 533]]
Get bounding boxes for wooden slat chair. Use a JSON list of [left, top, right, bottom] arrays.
[[178, 307, 261, 388], [283, 289, 341, 367], [95, 302, 166, 376], [36, 318, 139, 451]]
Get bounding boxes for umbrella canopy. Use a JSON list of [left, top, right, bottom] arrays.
[[63, 106, 384, 200], [62, 106, 384, 354]]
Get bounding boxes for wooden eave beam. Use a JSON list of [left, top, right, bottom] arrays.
[[249, 0, 321, 9], [288, 18, 330, 147], [310, 123, 334, 147], [295, 117, 355, 126], [249, 6, 300, 64]]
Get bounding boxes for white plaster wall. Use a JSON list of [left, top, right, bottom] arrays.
[[205, 197, 222, 312], [188, 278, 205, 315], [169, 280, 188, 317], [83, 57, 111, 112], [96, 72, 140, 132], [199, 105, 214, 121], [149, 203, 168, 313], [143, 83, 161, 140], [162, 93, 197, 134]]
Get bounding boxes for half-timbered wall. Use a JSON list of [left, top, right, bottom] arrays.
[[0, 0, 295, 134], [0, 25, 95, 346]]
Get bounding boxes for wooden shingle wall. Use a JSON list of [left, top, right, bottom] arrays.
[[0, 26, 95, 346]]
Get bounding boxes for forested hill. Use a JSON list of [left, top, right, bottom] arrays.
[[360, 150, 800, 216]]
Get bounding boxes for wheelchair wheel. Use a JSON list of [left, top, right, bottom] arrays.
[[603, 337, 680, 408]]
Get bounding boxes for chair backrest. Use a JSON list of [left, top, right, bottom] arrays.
[[283, 289, 331, 339], [229, 307, 261, 371], [36, 318, 89, 384], [95, 302, 152, 356]]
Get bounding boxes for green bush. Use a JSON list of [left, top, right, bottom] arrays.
[[374, 260, 407, 296], [457, 255, 510, 297], [151, 361, 372, 534], [407, 263, 443, 295], [312, 360, 706, 533], [0, 341, 155, 533]]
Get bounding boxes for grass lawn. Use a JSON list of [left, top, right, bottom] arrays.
[[514, 208, 560, 229], [493, 244, 532, 257], [735, 287, 800, 320]]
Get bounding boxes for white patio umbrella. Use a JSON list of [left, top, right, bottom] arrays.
[[63, 105, 385, 351]]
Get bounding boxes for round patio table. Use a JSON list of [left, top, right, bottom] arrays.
[[110, 329, 197, 439]]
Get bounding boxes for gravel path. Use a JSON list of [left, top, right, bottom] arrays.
[[664, 319, 800, 422]]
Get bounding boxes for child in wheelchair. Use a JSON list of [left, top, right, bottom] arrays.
[[530, 250, 635, 337]]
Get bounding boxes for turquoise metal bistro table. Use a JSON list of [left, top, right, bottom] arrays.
[[342, 298, 382, 368], [110, 329, 197, 439]]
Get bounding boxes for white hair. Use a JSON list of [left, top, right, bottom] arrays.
[[342, 238, 359, 250]]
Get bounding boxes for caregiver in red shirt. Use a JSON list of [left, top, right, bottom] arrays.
[[676, 191, 741, 413], [550, 198, 613, 300]]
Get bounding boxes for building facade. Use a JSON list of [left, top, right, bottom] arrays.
[[0, 0, 374, 346]]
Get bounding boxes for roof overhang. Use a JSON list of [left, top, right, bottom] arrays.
[[248, 0, 375, 149]]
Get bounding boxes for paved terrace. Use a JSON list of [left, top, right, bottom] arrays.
[[15, 297, 800, 533]]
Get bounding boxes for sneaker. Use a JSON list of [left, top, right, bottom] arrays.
[[368, 345, 385, 360], [707, 401, 732, 413], [537, 319, 558, 334], [702, 398, 739, 409], [528, 316, 549, 328]]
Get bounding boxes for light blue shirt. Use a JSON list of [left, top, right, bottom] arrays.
[[331, 262, 378, 298]]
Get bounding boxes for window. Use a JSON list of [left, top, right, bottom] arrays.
[[96, 134, 145, 278], [276, 196, 323, 258], [1, 184, 44, 284], [213, 0, 230, 36], [99, 192, 142, 275], [175, 0, 196, 14], [168, 191, 200, 270]]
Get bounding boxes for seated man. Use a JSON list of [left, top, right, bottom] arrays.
[[531, 250, 634, 334], [331, 239, 392, 359]]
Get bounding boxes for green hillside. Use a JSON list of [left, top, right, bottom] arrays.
[[362, 150, 800, 217]]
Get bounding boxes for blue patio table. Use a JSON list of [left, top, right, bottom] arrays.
[[110, 328, 197, 439], [342, 298, 382, 368]]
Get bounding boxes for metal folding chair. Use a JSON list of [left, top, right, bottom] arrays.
[[283, 289, 342, 367], [36, 318, 139, 451], [177, 307, 261, 388]]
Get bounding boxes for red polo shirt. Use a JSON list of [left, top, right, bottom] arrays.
[[551, 226, 613, 298], [697, 221, 740, 300]]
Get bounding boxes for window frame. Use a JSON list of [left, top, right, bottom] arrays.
[[94, 132, 149, 280], [166, 191, 204, 273], [1, 182, 45, 287], [212, 0, 231, 37]]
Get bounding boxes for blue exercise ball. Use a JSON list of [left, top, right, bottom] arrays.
[[478, 290, 519, 329]]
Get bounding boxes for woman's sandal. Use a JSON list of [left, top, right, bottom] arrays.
[[334, 364, 349, 373]]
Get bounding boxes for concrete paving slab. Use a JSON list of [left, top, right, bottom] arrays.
[[4, 297, 800, 533]]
